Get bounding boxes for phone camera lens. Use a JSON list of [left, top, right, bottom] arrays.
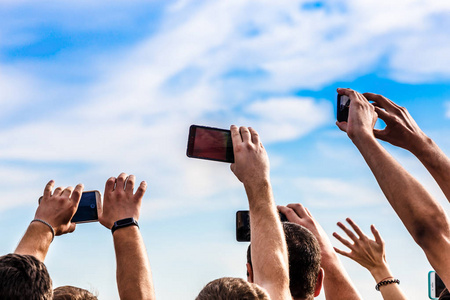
[[90, 204, 96, 209]]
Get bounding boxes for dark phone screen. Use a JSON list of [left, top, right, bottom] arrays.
[[337, 94, 350, 122], [435, 273, 446, 296], [71, 191, 99, 223], [236, 210, 288, 242], [187, 125, 234, 163]]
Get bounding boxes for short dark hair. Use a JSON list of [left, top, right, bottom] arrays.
[[0, 253, 53, 300], [53, 285, 98, 300], [196, 277, 269, 300], [247, 222, 321, 299]]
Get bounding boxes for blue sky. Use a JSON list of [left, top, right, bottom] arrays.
[[1, 0, 450, 299]]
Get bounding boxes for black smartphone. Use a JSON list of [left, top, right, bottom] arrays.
[[429, 271, 446, 299], [186, 125, 234, 163], [39, 190, 102, 224], [236, 210, 288, 242], [337, 94, 350, 122]]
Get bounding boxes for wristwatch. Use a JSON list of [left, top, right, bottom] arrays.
[[111, 217, 139, 234]]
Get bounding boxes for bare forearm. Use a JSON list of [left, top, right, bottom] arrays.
[[114, 226, 155, 300], [321, 251, 362, 300], [353, 135, 450, 287], [411, 137, 450, 203], [353, 135, 449, 245], [15, 222, 53, 262], [246, 181, 290, 298]]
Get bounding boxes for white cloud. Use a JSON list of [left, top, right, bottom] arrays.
[[446, 102, 450, 119], [242, 97, 333, 143]]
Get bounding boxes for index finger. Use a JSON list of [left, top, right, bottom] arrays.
[[71, 184, 84, 206], [44, 180, 55, 198], [363, 93, 397, 110], [230, 125, 242, 144], [277, 205, 302, 224]]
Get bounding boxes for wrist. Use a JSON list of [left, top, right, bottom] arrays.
[[30, 219, 55, 242], [410, 134, 436, 157], [111, 217, 139, 235], [243, 177, 271, 195], [369, 263, 392, 282]]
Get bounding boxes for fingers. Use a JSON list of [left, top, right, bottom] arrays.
[[116, 173, 128, 190], [336, 121, 348, 133], [363, 93, 396, 110], [334, 246, 351, 258], [53, 186, 64, 196], [239, 126, 251, 143], [332, 231, 354, 249], [346, 218, 366, 239], [371, 224, 384, 245], [248, 127, 260, 145], [125, 175, 136, 193], [230, 124, 241, 142], [134, 181, 147, 200], [286, 203, 308, 219], [105, 177, 116, 194], [337, 221, 359, 243], [44, 180, 54, 198], [277, 205, 302, 224], [71, 184, 84, 205]]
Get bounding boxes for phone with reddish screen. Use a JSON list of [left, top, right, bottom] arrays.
[[186, 125, 234, 163]]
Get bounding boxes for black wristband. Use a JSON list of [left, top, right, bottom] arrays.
[[111, 218, 139, 235]]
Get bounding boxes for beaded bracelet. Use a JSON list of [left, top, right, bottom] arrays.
[[375, 278, 400, 291]]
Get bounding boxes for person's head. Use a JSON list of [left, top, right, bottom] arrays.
[[53, 286, 98, 300], [196, 277, 269, 300], [0, 253, 53, 300], [247, 222, 323, 300]]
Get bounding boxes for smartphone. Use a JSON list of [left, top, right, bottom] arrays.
[[337, 94, 350, 122], [186, 125, 234, 163], [236, 210, 288, 242], [429, 271, 446, 299], [39, 190, 102, 224]]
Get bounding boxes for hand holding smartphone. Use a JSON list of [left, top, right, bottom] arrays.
[[186, 125, 234, 163], [39, 191, 102, 224]]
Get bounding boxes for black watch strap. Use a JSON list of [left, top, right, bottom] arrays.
[[111, 217, 139, 234]]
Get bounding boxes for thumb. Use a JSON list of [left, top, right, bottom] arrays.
[[336, 121, 348, 132]]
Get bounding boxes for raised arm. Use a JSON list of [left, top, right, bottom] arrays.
[[278, 203, 361, 300], [230, 125, 291, 300], [99, 173, 155, 300], [333, 218, 408, 300], [365, 92, 450, 204], [15, 180, 83, 262], [336, 88, 450, 289]]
